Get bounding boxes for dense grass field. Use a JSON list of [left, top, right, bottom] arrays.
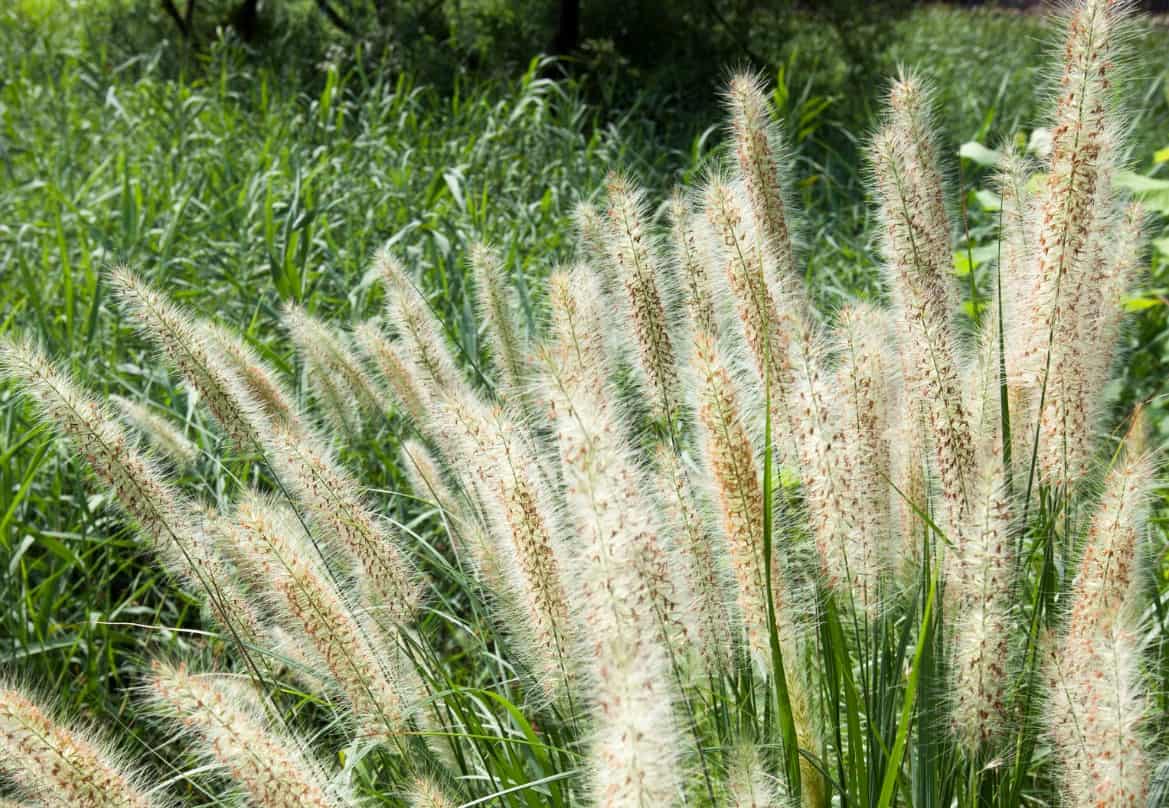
[[4, 1, 1169, 804]]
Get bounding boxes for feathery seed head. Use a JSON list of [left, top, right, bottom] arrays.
[[407, 776, 456, 808], [1047, 624, 1150, 808], [702, 176, 802, 463], [353, 321, 431, 425], [541, 344, 687, 806], [996, 148, 1039, 379], [0, 340, 270, 654], [1047, 415, 1155, 805], [687, 330, 828, 806], [470, 241, 529, 395], [173, 512, 269, 647], [948, 467, 1014, 752], [885, 344, 932, 578], [283, 304, 382, 430], [949, 283, 1017, 752], [1029, 0, 1126, 489], [786, 320, 876, 614], [831, 303, 895, 615], [726, 72, 796, 291], [884, 73, 953, 288], [1047, 0, 1118, 195], [967, 309, 1009, 482], [653, 445, 734, 674], [604, 173, 681, 424], [689, 331, 788, 669], [199, 320, 304, 434], [725, 744, 786, 808], [984, 151, 1042, 486], [540, 338, 688, 647], [1049, 628, 1149, 808], [876, 74, 954, 300], [264, 423, 422, 626], [111, 395, 198, 467], [873, 87, 975, 545], [1037, 201, 1144, 487], [110, 268, 270, 452], [1068, 430, 1155, 639], [0, 338, 190, 559], [573, 201, 611, 280], [440, 390, 575, 698], [399, 438, 501, 583], [669, 189, 719, 339], [400, 438, 458, 517], [544, 265, 610, 411], [230, 497, 411, 740], [0, 686, 157, 808], [148, 661, 351, 808], [377, 252, 469, 401]]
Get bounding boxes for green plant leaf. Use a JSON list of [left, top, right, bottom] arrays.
[[958, 141, 1003, 168], [1123, 295, 1164, 312], [1113, 170, 1169, 214], [952, 244, 999, 276], [878, 573, 937, 808], [974, 188, 1001, 211]]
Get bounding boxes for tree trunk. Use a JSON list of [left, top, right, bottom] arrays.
[[550, 0, 580, 55], [227, 0, 261, 41]]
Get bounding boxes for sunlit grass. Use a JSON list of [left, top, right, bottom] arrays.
[[1, 2, 1169, 806]]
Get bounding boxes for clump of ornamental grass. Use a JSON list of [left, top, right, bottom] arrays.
[[0, 1, 1162, 805]]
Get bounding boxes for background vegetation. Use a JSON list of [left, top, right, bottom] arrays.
[[3, 0, 1169, 770]]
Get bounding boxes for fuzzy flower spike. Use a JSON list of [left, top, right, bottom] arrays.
[[1047, 415, 1155, 806], [689, 331, 824, 807], [0, 339, 265, 649], [1029, 0, 1124, 489], [283, 303, 382, 430], [604, 173, 682, 426], [470, 241, 529, 397], [110, 267, 271, 454], [0, 687, 158, 808], [440, 388, 575, 700], [872, 74, 975, 563], [540, 288, 687, 807], [726, 71, 799, 299], [149, 662, 352, 808], [229, 497, 413, 742]]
